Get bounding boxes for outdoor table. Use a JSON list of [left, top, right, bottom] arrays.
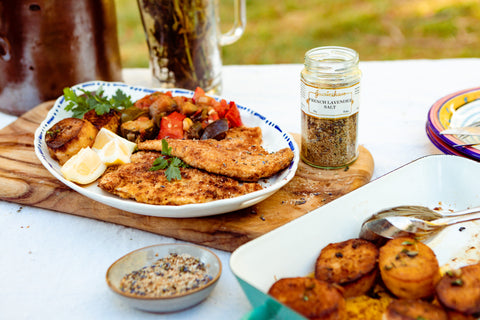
[[2, 59, 480, 319]]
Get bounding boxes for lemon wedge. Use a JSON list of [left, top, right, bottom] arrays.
[[92, 128, 137, 165], [93, 127, 137, 154], [61, 147, 107, 184], [96, 139, 131, 165]]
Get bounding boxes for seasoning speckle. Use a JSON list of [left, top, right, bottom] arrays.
[[295, 199, 307, 205], [301, 112, 358, 168], [120, 253, 212, 297]]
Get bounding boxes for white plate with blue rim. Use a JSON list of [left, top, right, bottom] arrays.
[[34, 81, 299, 218]]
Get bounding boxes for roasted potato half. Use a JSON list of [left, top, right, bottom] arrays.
[[45, 118, 98, 165], [445, 310, 477, 320], [379, 237, 439, 299], [383, 299, 448, 320], [344, 284, 394, 320], [83, 109, 120, 133], [315, 238, 379, 298], [268, 277, 346, 320], [436, 262, 480, 315]]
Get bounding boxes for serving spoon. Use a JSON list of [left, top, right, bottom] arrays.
[[359, 205, 480, 245]]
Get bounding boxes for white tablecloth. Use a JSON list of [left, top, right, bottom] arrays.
[[2, 59, 480, 319]]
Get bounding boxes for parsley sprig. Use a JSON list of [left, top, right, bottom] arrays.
[[150, 139, 188, 181], [63, 85, 133, 118]]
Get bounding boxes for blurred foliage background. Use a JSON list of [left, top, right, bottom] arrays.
[[114, 0, 480, 68]]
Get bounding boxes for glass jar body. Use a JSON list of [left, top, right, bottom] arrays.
[[300, 46, 361, 169], [136, 0, 246, 95]]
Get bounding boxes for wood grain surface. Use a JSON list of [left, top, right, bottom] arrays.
[[0, 101, 374, 251]]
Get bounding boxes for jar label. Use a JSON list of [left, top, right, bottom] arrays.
[[301, 81, 360, 118]]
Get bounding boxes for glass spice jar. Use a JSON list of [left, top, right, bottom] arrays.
[[300, 46, 361, 169]]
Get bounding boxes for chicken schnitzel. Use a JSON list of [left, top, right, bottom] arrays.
[[138, 127, 294, 182], [97, 151, 262, 205]]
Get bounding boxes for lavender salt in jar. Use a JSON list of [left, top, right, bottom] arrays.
[[300, 46, 361, 169]]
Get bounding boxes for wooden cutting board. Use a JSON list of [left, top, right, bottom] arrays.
[[0, 101, 374, 252]]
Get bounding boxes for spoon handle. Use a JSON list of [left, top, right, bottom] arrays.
[[433, 209, 480, 226], [438, 205, 480, 217]]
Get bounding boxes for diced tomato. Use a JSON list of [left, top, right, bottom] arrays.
[[199, 109, 220, 128], [157, 111, 186, 139], [165, 91, 172, 97], [192, 87, 205, 104], [208, 111, 220, 122], [213, 99, 229, 118], [225, 101, 243, 128]]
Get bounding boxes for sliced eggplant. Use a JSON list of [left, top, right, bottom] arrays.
[[200, 119, 229, 140], [149, 94, 177, 127], [186, 122, 203, 140], [120, 106, 149, 123], [177, 101, 198, 115], [120, 116, 158, 142]]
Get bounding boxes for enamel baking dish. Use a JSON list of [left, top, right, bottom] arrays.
[[230, 154, 480, 319]]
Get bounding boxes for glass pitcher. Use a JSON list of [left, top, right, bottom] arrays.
[[0, 0, 123, 116], [137, 0, 246, 94]]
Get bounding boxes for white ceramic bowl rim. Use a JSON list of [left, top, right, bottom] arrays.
[[106, 243, 222, 301]]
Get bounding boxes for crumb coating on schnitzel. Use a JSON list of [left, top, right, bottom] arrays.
[[98, 152, 262, 205], [138, 127, 294, 182]]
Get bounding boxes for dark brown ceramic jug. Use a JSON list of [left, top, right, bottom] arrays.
[[0, 0, 123, 115]]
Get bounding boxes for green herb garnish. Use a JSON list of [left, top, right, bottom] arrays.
[[149, 139, 188, 181], [451, 278, 464, 286], [63, 85, 133, 118], [384, 264, 394, 271], [401, 248, 419, 257]]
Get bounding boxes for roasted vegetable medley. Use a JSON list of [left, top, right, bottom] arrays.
[[64, 86, 243, 143]]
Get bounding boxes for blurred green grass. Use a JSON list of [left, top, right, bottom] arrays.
[[114, 0, 480, 68]]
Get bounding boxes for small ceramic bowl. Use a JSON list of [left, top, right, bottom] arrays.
[[106, 243, 222, 313]]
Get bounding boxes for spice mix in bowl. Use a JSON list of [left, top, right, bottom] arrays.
[[106, 243, 222, 313]]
